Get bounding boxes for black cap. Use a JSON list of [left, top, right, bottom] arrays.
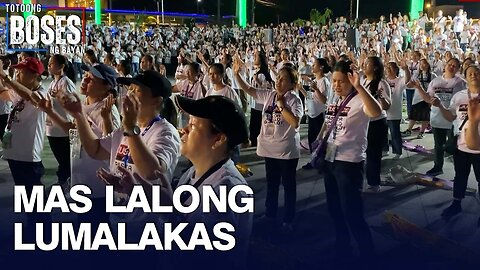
[[116, 70, 172, 98], [81, 63, 118, 89], [175, 95, 248, 148]]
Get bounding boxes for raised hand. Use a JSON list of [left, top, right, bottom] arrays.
[[60, 92, 83, 118], [468, 97, 480, 123], [33, 93, 53, 113], [430, 96, 442, 107], [122, 92, 140, 130], [101, 94, 115, 119], [347, 70, 361, 89], [406, 79, 421, 89], [233, 55, 241, 74], [97, 167, 135, 195]]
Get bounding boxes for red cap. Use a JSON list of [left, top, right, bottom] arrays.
[[11, 57, 45, 75]]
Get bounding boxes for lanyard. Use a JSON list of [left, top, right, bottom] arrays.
[[331, 91, 357, 140], [50, 76, 64, 97], [184, 80, 197, 98], [7, 85, 41, 130], [271, 93, 277, 110], [122, 115, 162, 167], [410, 62, 418, 72], [180, 158, 229, 205]]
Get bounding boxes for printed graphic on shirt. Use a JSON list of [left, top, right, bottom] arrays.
[[8, 100, 26, 126], [325, 104, 351, 137], [263, 105, 283, 125], [457, 104, 468, 120], [182, 82, 198, 99], [114, 143, 134, 172], [434, 87, 454, 104]]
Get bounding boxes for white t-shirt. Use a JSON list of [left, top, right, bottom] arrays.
[[225, 67, 239, 89], [448, 90, 480, 154], [431, 59, 444, 77], [324, 93, 369, 163], [206, 85, 242, 107], [176, 159, 252, 265], [250, 73, 273, 111], [305, 77, 330, 118], [70, 99, 121, 198], [47, 76, 76, 137], [256, 90, 304, 160], [413, 72, 436, 105], [386, 77, 406, 120], [175, 64, 186, 84], [453, 15, 466, 33], [177, 80, 205, 100], [3, 86, 47, 162], [131, 51, 141, 63], [99, 118, 181, 183], [361, 78, 391, 121], [427, 75, 466, 129]]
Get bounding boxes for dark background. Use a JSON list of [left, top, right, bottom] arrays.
[[111, 0, 480, 25]]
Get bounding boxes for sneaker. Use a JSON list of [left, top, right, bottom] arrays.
[[302, 163, 314, 170], [401, 130, 412, 137], [416, 133, 424, 139], [441, 201, 462, 220], [382, 151, 389, 157], [364, 185, 381, 193], [393, 154, 402, 160], [426, 167, 443, 176]]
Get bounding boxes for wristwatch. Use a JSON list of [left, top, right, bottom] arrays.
[[123, 126, 141, 137]]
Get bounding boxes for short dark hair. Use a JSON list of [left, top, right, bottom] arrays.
[[278, 66, 298, 85]]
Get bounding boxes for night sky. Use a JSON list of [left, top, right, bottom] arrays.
[[111, 0, 480, 25]]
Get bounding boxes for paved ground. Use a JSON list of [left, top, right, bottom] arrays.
[[0, 78, 479, 269]]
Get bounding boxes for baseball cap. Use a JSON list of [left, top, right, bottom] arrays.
[[175, 95, 248, 148], [116, 70, 172, 98], [11, 57, 45, 75], [81, 63, 118, 89]]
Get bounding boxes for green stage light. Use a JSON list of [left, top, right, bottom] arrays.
[[95, 0, 102, 25], [410, 0, 425, 20], [23, 0, 32, 18], [238, 0, 247, 27]]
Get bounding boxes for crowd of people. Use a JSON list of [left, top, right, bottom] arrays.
[[1, 7, 480, 268]]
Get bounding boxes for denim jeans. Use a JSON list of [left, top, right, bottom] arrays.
[[432, 127, 453, 170], [74, 62, 83, 79], [405, 89, 415, 119], [387, 120, 402, 155], [264, 157, 299, 222], [324, 160, 375, 257], [131, 62, 140, 76], [366, 118, 388, 186], [453, 149, 480, 200]]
